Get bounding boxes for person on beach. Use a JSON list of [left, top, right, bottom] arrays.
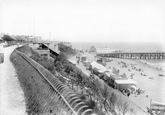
[[77, 59, 79, 64], [127, 91, 130, 97], [17, 42, 19, 47]]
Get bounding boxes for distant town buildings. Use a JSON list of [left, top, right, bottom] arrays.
[[0, 33, 42, 42]]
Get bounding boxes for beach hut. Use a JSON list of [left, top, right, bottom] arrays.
[[90, 61, 107, 75], [103, 69, 113, 76], [84, 60, 91, 66], [150, 100, 165, 111], [81, 55, 87, 63], [96, 57, 106, 66], [114, 79, 137, 91], [76, 54, 87, 63], [106, 74, 122, 88]]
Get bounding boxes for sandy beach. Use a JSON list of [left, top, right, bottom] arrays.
[[74, 52, 165, 113], [105, 58, 165, 111]]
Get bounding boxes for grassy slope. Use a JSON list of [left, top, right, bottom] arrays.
[[10, 50, 63, 115]]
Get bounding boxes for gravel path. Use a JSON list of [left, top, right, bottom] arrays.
[[0, 45, 27, 115]]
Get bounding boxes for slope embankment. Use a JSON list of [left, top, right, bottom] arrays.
[[10, 50, 62, 114], [10, 46, 94, 115]]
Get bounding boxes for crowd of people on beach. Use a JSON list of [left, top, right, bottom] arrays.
[[122, 89, 131, 97], [117, 60, 148, 79]]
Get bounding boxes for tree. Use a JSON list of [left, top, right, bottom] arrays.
[[107, 91, 118, 113], [116, 97, 129, 115], [89, 46, 96, 53], [2, 34, 14, 41], [55, 61, 63, 72], [69, 76, 76, 90], [100, 84, 109, 112], [121, 73, 127, 79], [39, 57, 55, 74], [93, 79, 102, 102], [65, 64, 73, 78], [129, 108, 136, 115]]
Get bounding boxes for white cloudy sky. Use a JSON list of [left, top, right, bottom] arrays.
[[0, 0, 165, 42]]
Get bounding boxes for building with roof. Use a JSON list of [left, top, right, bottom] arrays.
[[28, 42, 60, 60], [114, 79, 137, 91]]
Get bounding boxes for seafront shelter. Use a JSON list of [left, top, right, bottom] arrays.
[[28, 42, 59, 60]]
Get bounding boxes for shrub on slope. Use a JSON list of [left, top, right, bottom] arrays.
[[58, 43, 77, 57]]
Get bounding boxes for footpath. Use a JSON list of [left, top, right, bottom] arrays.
[[0, 45, 27, 115]]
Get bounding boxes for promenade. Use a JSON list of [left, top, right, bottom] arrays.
[[0, 46, 26, 115]]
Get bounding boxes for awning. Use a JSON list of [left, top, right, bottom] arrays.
[[90, 61, 106, 70], [115, 79, 137, 84], [128, 84, 137, 91], [82, 71, 90, 76], [106, 69, 113, 72], [98, 69, 107, 73], [151, 100, 165, 107], [68, 59, 77, 65]]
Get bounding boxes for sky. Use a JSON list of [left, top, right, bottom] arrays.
[[0, 0, 165, 42]]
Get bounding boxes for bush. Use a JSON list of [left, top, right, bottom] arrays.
[[85, 99, 96, 109], [39, 57, 55, 74], [58, 43, 77, 57]]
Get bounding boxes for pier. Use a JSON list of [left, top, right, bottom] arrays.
[[97, 52, 165, 60]]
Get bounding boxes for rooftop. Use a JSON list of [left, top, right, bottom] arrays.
[[115, 79, 137, 84]]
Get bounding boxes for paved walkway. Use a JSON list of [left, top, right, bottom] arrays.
[[0, 46, 27, 115]]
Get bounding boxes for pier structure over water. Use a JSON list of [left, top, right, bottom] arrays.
[[97, 52, 165, 60]]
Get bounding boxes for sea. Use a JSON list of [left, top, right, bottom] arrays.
[[71, 42, 165, 69]]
